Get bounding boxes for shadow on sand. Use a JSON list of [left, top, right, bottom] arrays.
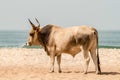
[[87, 71, 120, 75], [62, 71, 120, 75], [100, 72, 120, 75]]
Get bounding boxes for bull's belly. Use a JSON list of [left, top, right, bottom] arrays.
[[63, 46, 81, 57]]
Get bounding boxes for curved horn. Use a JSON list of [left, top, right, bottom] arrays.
[[28, 19, 35, 28], [35, 18, 40, 27]]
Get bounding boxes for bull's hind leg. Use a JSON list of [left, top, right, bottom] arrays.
[[57, 54, 62, 73], [90, 49, 101, 74], [82, 50, 90, 74]]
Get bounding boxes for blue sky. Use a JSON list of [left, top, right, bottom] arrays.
[[0, 0, 120, 31]]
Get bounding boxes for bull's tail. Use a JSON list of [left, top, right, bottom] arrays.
[[97, 44, 101, 73], [95, 29, 101, 73]]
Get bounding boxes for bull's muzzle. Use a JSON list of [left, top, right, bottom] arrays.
[[26, 42, 32, 46]]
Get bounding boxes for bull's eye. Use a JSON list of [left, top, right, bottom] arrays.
[[29, 33, 34, 36]]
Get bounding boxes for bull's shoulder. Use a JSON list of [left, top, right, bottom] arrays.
[[40, 24, 61, 45]]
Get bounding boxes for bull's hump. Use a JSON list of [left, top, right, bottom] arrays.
[[40, 24, 54, 45], [41, 24, 53, 33]]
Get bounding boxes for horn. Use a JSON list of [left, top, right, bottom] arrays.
[[28, 19, 35, 28], [35, 18, 40, 27]]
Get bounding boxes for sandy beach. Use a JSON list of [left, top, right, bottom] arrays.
[[0, 48, 119, 80]]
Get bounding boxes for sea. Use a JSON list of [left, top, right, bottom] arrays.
[[0, 30, 120, 48]]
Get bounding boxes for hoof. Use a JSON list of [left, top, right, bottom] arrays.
[[49, 70, 54, 73], [83, 71, 87, 74], [96, 71, 101, 74], [58, 70, 62, 73]]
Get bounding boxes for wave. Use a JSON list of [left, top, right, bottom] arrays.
[[99, 45, 120, 49]]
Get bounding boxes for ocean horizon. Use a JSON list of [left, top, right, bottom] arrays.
[[0, 30, 120, 48]]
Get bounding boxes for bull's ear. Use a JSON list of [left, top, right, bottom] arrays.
[[35, 18, 40, 27], [28, 19, 35, 28]]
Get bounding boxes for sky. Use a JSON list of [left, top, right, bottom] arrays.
[[0, 0, 120, 31]]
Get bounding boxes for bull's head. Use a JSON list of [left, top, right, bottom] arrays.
[[26, 18, 41, 46]]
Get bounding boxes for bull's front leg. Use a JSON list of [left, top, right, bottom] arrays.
[[49, 53, 55, 73], [57, 54, 62, 73]]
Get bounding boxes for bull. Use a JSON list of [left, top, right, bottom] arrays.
[[26, 19, 101, 74]]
